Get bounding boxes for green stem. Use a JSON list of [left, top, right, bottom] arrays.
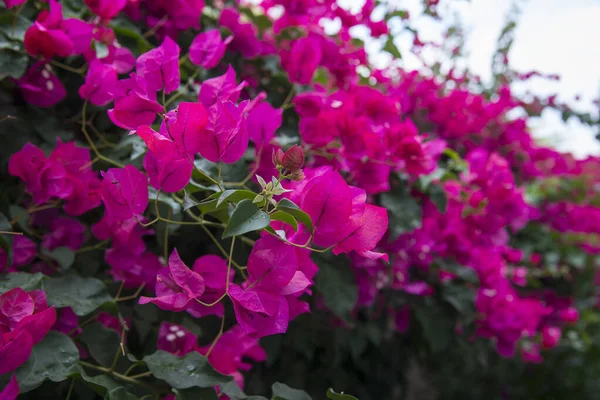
[[79, 362, 157, 392], [81, 101, 125, 168], [75, 240, 110, 254]]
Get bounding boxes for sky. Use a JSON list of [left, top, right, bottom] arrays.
[[338, 0, 600, 158]]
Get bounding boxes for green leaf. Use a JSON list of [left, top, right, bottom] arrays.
[[0, 49, 28, 81], [428, 183, 447, 214], [276, 198, 313, 233], [0, 272, 44, 294], [42, 247, 75, 272], [272, 382, 312, 400], [0, 212, 14, 268], [386, 10, 409, 20], [80, 322, 122, 368], [380, 186, 421, 241], [72, 366, 139, 400], [217, 190, 260, 208], [314, 253, 357, 321], [43, 275, 116, 316], [9, 205, 31, 235], [148, 187, 182, 215], [327, 388, 359, 400], [144, 350, 232, 389], [0, 13, 31, 42], [222, 199, 270, 239], [15, 332, 79, 392], [112, 24, 153, 54], [270, 211, 298, 231], [383, 35, 402, 59], [219, 381, 268, 400], [175, 387, 219, 400], [442, 284, 475, 315], [414, 300, 454, 353]]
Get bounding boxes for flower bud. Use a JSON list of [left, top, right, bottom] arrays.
[[558, 307, 579, 324], [541, 326, 561, 349], [272, 148, 284, 168], [290, 169, 305, 182], [282, 145, 304, 172]]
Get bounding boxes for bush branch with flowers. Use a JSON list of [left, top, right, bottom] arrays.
[[1, 0, 600, 399]]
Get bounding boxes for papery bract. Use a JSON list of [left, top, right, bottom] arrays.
[[108, 73, 163, 129], [136, 37, 181, 94], [281, 35, 322, 85], [157, 322, 197, 356], [100, 165, 149, 220], [16, 63, 66, 108], [0, 374, 19, 400], [247, 102, 282, 145], [139, 249, 205, 312], [198, 99, 249, 163], [85, 0, 126, 19], [198, 66, 248, 108], [189, 30, 233, 69], [0, 330, 32, 375], [79, 59, 118, 106]]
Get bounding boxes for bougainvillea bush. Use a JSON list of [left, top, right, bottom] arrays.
[[1, 0, 600, 399]]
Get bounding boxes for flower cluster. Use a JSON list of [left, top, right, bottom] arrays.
[[1, 0, 599, 399]]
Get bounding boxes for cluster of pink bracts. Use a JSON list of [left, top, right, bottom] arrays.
[[1, 0, 599, 397]]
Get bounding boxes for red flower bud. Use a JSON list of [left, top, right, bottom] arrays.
[[282, 145, 304, 172], [272, 148, 284, 168]]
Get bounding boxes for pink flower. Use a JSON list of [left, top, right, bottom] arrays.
[[136, 37, 181, 94], [3, 0, 26, 8], [199, 325, 266, 388], [135, 102, 207, 192], [198, 66, 248, 108], [558, 307, 579, 324], [185, 255, 234, 318], [0, 235, 37, 271], [298, 167, 388, 260], [0, 330, 32, 375], [85, 0, 127, 19], [108, 73, 163, 130], [281, 35, 322, 85], [9, 141, 101, 215], [93, 215, 152, 256], [139, 249, 206, 312], [41, 217, 86, 251], [79, 60, 118, 106], [16, 62, 66, 107], [229, 236, 311, 338], [542, 326, 561, 349], [0, 374, 19, 400], [24, 0, 92, 59], [100, 165, 149, 220], [157, 322, 198, 356], [197, 99, 249, 164], [0, 288, 56, 374], [105, 249, 163, 290], [218, 8, 273, 58], [189, 30, 233, 69], [246, 102, 282, 145]]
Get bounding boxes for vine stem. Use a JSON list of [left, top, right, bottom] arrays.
[[65, 378, 75, 400], [79, 361, 157, 392], [81, 101, 125, 168], [0, 231, 23, 235], [115, 283, 146, 302], [75, 240, 110, 254]]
